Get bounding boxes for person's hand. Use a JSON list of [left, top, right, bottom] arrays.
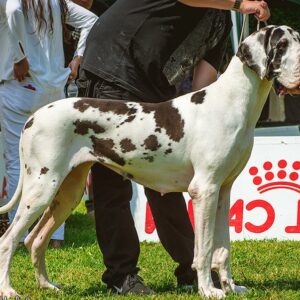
[[13, 57, 29, 82], [68, 55, 81, 84], [239, 1, 270, 21]]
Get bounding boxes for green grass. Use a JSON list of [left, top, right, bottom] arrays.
[[9, 202, 300, 299]]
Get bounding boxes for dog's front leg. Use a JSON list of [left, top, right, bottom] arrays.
[[189, 178, 225, 299], [211, 182, 247, 295]]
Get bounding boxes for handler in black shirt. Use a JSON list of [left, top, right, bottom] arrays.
[[78, 0, 270, 295]]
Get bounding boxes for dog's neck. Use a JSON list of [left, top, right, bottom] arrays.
[[220, 56, 273, 128]]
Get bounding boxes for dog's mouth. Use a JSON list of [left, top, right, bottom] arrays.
[[274, 79, 300, 96]]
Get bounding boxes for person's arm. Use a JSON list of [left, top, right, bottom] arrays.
[[6, 0, 29, 81], [66, 1, 97, 57], [5, 0, 27, 62], [178, 0, 270, 21], [65, 0, 97, 82]]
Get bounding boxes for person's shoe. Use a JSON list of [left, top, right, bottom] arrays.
[[49, 239, 63, 249], [110, 274, 155, 295]]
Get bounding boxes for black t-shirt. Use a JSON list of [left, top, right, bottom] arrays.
[[81, 0, 208, 101], [90, 0, 109, 16]]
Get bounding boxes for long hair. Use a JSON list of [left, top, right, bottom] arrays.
[[21, 0, 69, 39]]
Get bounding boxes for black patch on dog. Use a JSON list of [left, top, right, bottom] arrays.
[[120, 115, 136, 125], [48, 105, 54, 108], [249, 64, 262, 76], [73, 120, 105, 135], [143, 135, 161, 151], [40, 167, 49, 175], [237, 43, 262, 76], [25, 164, 27, 169], [264, 27, 275, 53], [74, 98, 135, 115], [155, 128, 161, 133], [143, 156, 154, 162], [270, 28, 285, 48], [141, 101, 184, 142], [165, 148, 172, 155], [90, 136, 125, 166], [266, 37, 289, 80], [27, 205, 30, 209], [191, 90, 206, 104], [120, 138, 136, 153], [257, 33, 265, 45], [237, 43, 252, 65], [24, 117, 34, 130]]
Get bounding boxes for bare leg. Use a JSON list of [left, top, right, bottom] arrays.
[[189, 176, 225, 299], [211, 182, 247, 295], [25, 162, 93, 290], [192, 59, 217, 91]]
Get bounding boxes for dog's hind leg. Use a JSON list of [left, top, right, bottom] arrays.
[[211, 182, 247, 295], [0, 181, 58, 299], [24, 162, 93, 290], [188, 176, 225, 299]]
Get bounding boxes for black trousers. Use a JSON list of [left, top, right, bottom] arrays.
[[77, 70, 196, 287]]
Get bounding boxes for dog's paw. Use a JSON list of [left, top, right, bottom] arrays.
[[198, 287, 226, 299], [221, 278, 247, 295], [0, 286, 20, 299], [39, 281, 61, 291]]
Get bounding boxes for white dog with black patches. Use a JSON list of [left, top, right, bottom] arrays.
[[0, 25, 300, 299]]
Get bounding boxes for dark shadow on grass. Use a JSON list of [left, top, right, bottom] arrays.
[[77, 283, 110, 297], [241, 279, 300, 291], [62, 281, 181, 297]]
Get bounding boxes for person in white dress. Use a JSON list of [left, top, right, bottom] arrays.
[[0, 0, 97, 247]]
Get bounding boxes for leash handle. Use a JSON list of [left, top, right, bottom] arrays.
[[238, 14, 248, 46], [257, 20, 268, 31]]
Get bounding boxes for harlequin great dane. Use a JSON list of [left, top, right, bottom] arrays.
[[1, 25, 300, 299]]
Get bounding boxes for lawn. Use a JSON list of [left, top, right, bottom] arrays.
[[9, 202, 300, 300]]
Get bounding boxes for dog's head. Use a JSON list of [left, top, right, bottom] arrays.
[[237, 25, 300, 95]]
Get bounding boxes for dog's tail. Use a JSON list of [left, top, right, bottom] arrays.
[[0, 135, 24, 214]]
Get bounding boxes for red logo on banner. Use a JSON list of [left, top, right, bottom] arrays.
[[249, 160, 300, 193]]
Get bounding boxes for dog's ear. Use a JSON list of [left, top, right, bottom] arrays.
[[236, 41, 265, 79], [237, 29, 269, 80]]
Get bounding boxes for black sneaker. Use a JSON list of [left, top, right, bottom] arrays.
[[110, 274, 155, 295]]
